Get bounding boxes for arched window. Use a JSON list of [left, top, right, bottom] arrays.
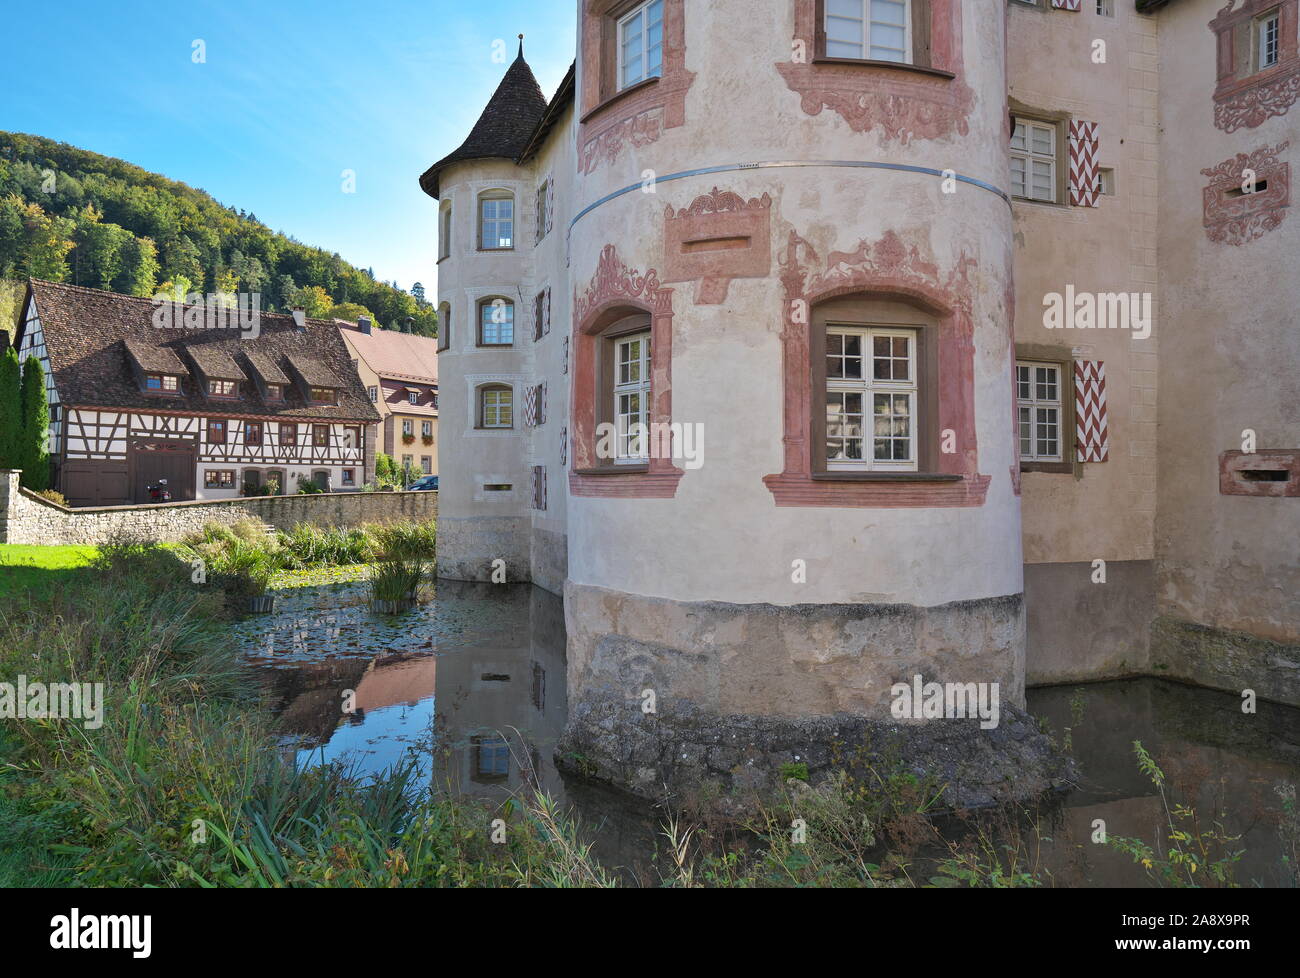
[[437, 302, 451, 352], [438, 202, 452, 260], [477, 384, 514, 429], [478, 297, 514, 347], [478, 190, 514, 250]]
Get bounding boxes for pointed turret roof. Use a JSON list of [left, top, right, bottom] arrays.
[[419, 38, 548, 199]]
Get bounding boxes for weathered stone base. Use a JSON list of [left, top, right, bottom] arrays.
[[1025, 559, 1155, 685], [564, 582, 1026, 717], [558, 583, 1043, 808], [435, 515, 529, 583], [529, 526, 567, 597], [1150, 615, 1300, 708], [556, 698, 1073, 812]]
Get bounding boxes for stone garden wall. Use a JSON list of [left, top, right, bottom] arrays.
[[0, 470, 436, 545]]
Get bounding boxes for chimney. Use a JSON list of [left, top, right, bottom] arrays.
[[358, 316, 372, 335], [404, 316, 415, 333], [291, 306, 305, 329]]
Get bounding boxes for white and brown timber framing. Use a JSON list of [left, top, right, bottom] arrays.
[[13, 279, 381, 505]]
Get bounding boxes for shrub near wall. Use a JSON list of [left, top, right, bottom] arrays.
[[0, 471, 436, 546]]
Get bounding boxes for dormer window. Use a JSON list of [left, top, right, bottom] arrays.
[[145, 373, 181, 394], [618, 0, 664, 89], [208, 379, 238, 398], [265, 383, 284, 401], [309, 386, 336, 405], [408, 391, 420, 405]]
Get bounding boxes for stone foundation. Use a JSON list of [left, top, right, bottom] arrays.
[[556, 699, 1072, 812], [564, 582, 1026, 717], [1151, 615, 1300, 708], [558, 582, 1048, 808], [434, 514, 530, 583], [1025, 559, 1155, 685]]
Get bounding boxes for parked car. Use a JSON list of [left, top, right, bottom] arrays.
[[407, 475, 438, 491]]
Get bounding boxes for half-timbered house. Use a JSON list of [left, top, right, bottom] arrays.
[[13, 280, 380, 505]]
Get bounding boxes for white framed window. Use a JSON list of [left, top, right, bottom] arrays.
[[1257, 10, 1281, 70], [478, 192, 513, 250], [825, 0, 911, 64], [408, 391, 419, 405], [618, 0, 664, 90], [402, 419, 413, 436], [826, 326, 917, 471], [1010, 120, 1057, 202], [481, 386, 513, 429], [613, 331, 652, 462], [478, 298, 514, 346], [1016, 361, 1063, 462], [1096, 167, 1115, 196], [438, 204, 451, 259], [1095, 0, 1114, 16]]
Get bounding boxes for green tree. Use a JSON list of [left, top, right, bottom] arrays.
[[18, 354, 49, 490], [113, 235, 159, 297], [290, 284, 333, 318], [0, 346, 22, 470]]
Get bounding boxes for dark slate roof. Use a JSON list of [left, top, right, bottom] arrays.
[[418, 42, 549, 199], [20, 280, 380, 423]]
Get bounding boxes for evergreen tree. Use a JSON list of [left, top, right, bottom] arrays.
[[19, 354, 49, 490], [0, 346, 22, 470]]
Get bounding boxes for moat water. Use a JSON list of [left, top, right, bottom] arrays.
[[234, 578, 1300, 887]]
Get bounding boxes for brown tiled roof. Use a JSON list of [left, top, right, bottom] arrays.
[[418, 43, 548, 199], [123, 336, 186, 374], [21, 280, 379, 423], [286, 353, 342, 388], [185, 341, 245, 381], [242, 348, 290, 386], [339, 323, 439, 384]]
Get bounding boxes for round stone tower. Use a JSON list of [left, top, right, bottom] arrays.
[[559, 0, 1025, 780]]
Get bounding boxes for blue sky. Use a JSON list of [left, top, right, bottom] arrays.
[[0, 0, 575, 293]]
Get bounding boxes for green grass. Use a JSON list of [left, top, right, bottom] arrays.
[[0, 544, 100, 598]]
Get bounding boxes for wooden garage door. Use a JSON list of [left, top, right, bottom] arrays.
[[130, 439, 196, 503]]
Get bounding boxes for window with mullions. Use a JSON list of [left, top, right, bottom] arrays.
[[826, 326, 917, 470], [1258, 9, 1281, 69], [1016, 361, 1063, 462], [478, 298, 514, 346], [826, 0, 912, 64], [480, 386, 513, 429], [613, 331, 652, 462], [618, 0, 664, 90], [478, 192, 514, 250], [1010, 120, 1057, 202]]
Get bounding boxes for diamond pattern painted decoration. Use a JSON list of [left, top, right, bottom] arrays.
[[523, 384, 538, 428], [1069, 120, 1100, 207], [1075, 360, 1109, 462], [1052, 0, 1081, 9]]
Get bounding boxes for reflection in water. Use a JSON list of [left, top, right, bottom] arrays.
[[237, 580, 1300, 886], [237, 579, 568, 803]]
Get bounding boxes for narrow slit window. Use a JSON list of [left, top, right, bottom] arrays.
[[613, 331, 652, 462]]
